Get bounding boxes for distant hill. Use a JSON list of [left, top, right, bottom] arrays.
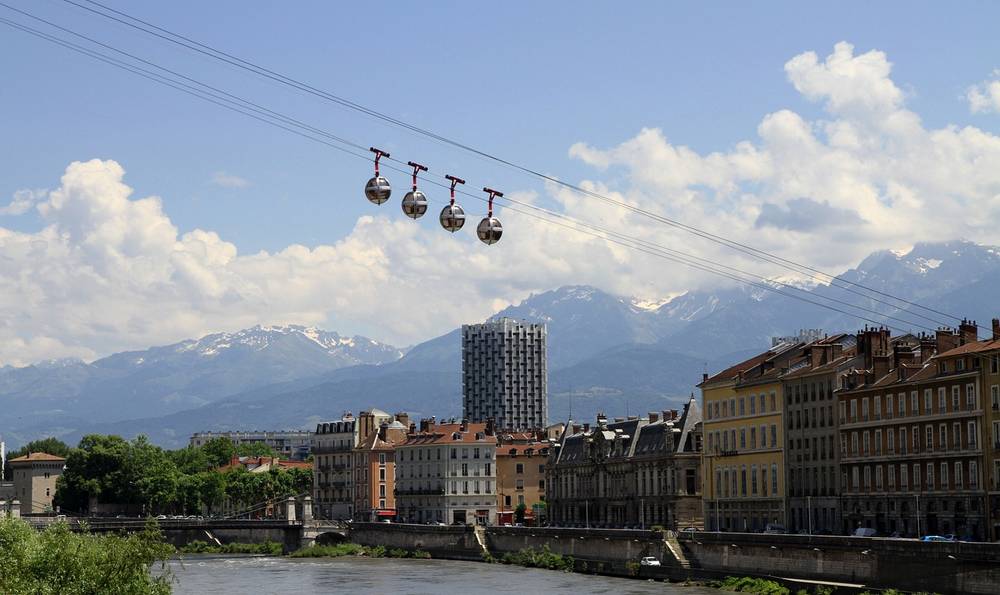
[[5, 240, 999, 449]]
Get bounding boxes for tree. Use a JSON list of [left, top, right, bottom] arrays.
[[235, 442, 276, 458], [201, 437, 236, 468], [515, 502, 527, 524]]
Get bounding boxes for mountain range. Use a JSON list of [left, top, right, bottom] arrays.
[[3, 240, 999, 449]]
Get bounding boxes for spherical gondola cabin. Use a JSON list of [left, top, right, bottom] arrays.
[[477, 216, 503, 245], [401, 189, 428, 219], [440, 203, 465, 232], [365, 175, 391, 204]]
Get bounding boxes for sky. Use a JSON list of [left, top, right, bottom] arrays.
[[1, 0, 1000, 365]]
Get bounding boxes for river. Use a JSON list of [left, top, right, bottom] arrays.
[[166, 555, 722, 594]]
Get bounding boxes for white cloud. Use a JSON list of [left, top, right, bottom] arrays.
[[967, 69, 1000, 114], [0, 189, 44, 216], [4, 42, 1000, 365], [210, 171, 250, 188]]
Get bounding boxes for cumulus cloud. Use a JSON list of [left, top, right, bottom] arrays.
[[210, 171, 250, 188], [0, 189, 44, 216], [967, 70, 1000, 114], [4, 42, 1000, 365]]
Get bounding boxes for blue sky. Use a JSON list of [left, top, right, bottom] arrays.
[[1, 1, 1000, 362]]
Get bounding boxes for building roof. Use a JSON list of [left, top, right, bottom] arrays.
[[700, 350, 772, 387], [217, 456, 310, 473], [399, 422, 495, 446], [8, 452, 65, 464], [937, 338, 1000, 357]]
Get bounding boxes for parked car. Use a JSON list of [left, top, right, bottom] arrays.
[[853, 527, 878, 537], [763, 523, 787, 534], [639, 557, 661, 567]]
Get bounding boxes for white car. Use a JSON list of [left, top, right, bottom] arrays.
[[639, 556, 661, 567]]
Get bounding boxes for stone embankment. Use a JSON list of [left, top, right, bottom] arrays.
[[349, 523, 1000, 594]]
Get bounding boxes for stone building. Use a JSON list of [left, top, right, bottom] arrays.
[[9, 452, 65, 515], [395, 419, 497, 525], [495, 432, 549, 525], [546, 397, 703, 529], [701, 343, 803, 533], [782, 334, 860, 534], [462, 318, 547, 431], [352, 418, 408, 522], [838, 323, 989, 539]]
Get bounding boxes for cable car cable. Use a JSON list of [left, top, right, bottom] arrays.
[[55, 0, 968, 326], [0, 12, 980, 341]]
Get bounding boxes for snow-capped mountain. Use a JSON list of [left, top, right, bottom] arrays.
[[6, 240, 1000, 449]]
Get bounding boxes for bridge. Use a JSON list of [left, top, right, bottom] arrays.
[[21, 496, 350, 551]]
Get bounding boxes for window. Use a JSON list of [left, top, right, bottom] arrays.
[[874, 395, 882, 420], [740, 428, 747, 449], [730, 399, 736, 417], [751, 464, 758, 495], [901, 464, 909, 490], [451, 448, 457, 459], [379, 453, 386, 464], [952, 386, 960, 410], [875, 429, 882, 455], [760, 393, 766, 413], [993, 385, 1000, 410], [485, 463, 492, 476], [864, 466, 871, 490], [750, 427, 757, 449], [912, 425, 920, 452], [723, 432, 729, 451], [515, 463, 524, 474], [379, 468, 386, 481], [971, 461, 979, 488], [968, 421, 978, 448], [888, 464, 896, 490], [772, 463, 778, 494], [750, 395, 756, 415], [993, 355, 999, 375], [515, 479, 524, 490], [887, 430, 895, 454], [840, 402, 847, 423], [939, 424, 947, 451], [926, 463, 934, 490], [900, 427, 907, 454], [926, 426, 934, 451], [761, 466, 768, 496], [887, 394, 894, 418], [863, 432, 871, 456], [899, 394, 906, 417], [938, 388, 947, 412], [956, 462, 964, 488], [941, 462, 949, 490], [850, 400, 858, 422], [924, 389, 933, 413], [852, 432, 859, 455], [474, 447, 481, 459], [913, 464, 920, 491], [876, 465, 883, 491], [760, 424, 768, 448], [911, 392, 919, 415], [722, 401, 728, 417], [741, 466, 748, 496], [739, 398, 746, 416], [966, 384, 977, 409], [771, 424, 777, 447], [862, 397, 870, 421], [771, 392, 776, 411]]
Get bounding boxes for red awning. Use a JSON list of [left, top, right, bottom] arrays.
[[376, 510, 396, 517]]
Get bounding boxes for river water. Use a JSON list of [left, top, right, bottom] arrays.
[[167, 555, 721, 594]]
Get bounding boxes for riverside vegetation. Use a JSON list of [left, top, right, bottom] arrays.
[[0, 517, 174, 595], [290, 543, 431, 559]]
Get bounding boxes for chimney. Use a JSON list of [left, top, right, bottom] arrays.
[[573, 424, 582, 434], [894, 343, 915, 368], [378, 422, 388, 442], [959, 319, 978, 344], [811, 346, 823, 368], [460, 419, 468, 432], [485, 418, 496, 436], [993, 318, 1000, 341], [648, 412, 659, 423], [408, 423, 417, 435], [395, 412, 410, 429], [936, 328, 960, 354], [919, 334, 937, 363], [702, 372, 709, 383], [872, 354, 891, 380]]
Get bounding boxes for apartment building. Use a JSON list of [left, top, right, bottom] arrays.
[[838, 323, 988, 539], [352, 417, 408, 522], [701, 344, 800, 532], [546, 398, 703, 530], [462, 318, 547, 431], [496, 433, 549, 525], [395, 419, 497, 525], [189, 430, 313, 460], [782, 335, 860, 534]]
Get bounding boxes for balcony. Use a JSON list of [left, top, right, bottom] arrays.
[[395, 488, 445, 496]]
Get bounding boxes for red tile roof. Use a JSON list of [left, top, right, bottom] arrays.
[[8, 452, 65, 463]]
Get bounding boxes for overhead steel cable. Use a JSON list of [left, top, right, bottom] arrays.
[[56, 0, 969, 327], [0, 12, 967, 339]]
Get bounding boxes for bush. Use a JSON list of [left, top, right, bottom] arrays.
[[178, 540, 281, 555], [0, 517, 173, 594], [289, 543, 365, 558], [500, 545, 574, 572], [714, 576, 790, 595]]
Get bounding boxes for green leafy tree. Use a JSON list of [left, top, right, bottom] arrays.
[[514, 502, 527, 524], [235, 442, 276, 458], [201, 437, 237, 468]]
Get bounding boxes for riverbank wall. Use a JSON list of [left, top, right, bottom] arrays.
[[349, 524, 1000, 594]]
